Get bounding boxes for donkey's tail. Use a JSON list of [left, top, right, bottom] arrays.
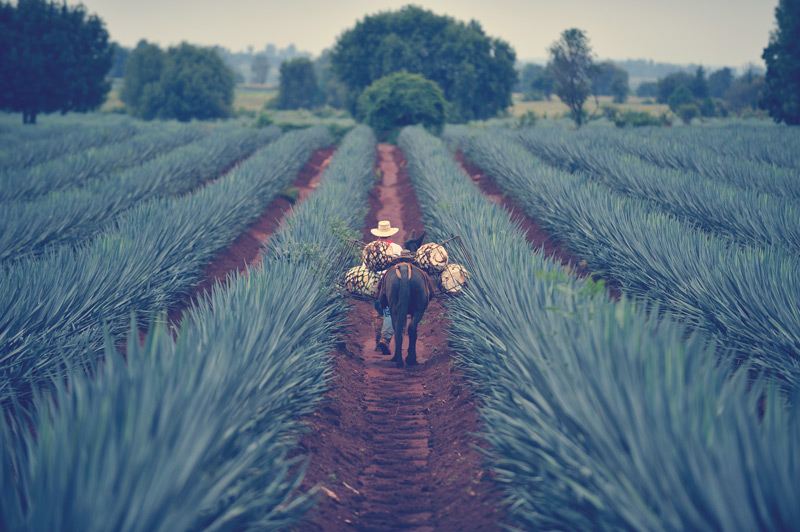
[[395, 263, 411, 342]]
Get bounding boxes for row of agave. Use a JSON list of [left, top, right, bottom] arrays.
[[0, 126, 333, 413], [502, 126, 800, 253], [0, 123, 205, 202], [514, 124, 800, 198], [447, 126, 800, 391], [0, 124, 377, 531], [0, 126, 281, 263], [630, 123, 800, 170], [0, 116, 139, 172], [398, 124, 800, 532]]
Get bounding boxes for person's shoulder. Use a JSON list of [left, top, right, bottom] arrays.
[[389, 242, 403, 256]]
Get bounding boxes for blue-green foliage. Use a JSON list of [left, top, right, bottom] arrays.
[[0, 119, 138, 171], [597, 125, 800, 197], [0, 124, 205, 202], [0, 125, 377, 531], [265, 125, 375, 264], [399, 125, 800, 531], [506, 127, 800, 254], [446, 126, 800, 389], [0, 126, 332, 410], [0, 126, 281, 263]]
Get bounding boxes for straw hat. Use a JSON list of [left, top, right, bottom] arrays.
[[370, 220, 399, 237]]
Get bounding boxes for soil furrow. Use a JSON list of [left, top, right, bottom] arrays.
[[294, 144, 504, 532], [456, 151, 623, 300], [164, 148, 335, 331]]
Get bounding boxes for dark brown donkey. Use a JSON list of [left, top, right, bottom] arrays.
[[377, 231, 434, 368]]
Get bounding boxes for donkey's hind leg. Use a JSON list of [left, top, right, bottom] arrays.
[[392, 334, 404, 368], [405, 313, 422, 366]]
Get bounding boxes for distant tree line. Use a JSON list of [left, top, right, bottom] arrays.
[[640, 66, 766, 123], [517, 60, 629, 104], [516, 49, 774, 127]]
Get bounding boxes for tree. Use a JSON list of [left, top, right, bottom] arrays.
[[517, 63, 543, 93], [120, 40, 164, 119], [656, 71, 694, 103], [330, 5, 516, 122], [357, 71, 445, 140], [276, 57, 318, 110], [708, 67, 734, 99], [727, 69, 766, 114], [667, 85, 694, 112], [108, 43, 131, 79], [635, 81, 658, 98], [0, 0, 113, 124], [761, 0, 800, 124], [250, 53, 269, 85], [689, 66, 709, 100], [591, 61, 630, 103], [159, 43, 235, 121], [314, 49, 347, 109], [121, 41, 234, 121], [548, 28, 595, 127], [530, 64, 555, 101]]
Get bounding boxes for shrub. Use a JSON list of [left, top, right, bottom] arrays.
[[255, 112, 274, 128], [617, 110, 663, 128], [667, 85, 695, 113], [676, 103, 701, 124], [357, 71, 446, 140], [515, 110, 538, 129], [326, 123, 355, 144]]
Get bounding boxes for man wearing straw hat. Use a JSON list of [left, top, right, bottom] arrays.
[[370, 220, 403, 351]]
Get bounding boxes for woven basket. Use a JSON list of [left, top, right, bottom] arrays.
[[415, 242, 449, 273], [362, 240, 394, 272], [343, 265, 381, 297], [439, 263, 469, 294]]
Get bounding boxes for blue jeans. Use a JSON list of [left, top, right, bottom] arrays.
[[373, 300, 394, 342]]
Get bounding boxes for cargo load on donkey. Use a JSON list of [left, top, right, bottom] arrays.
[[332, 225, 472, 368], [337, 232, 471, 301]]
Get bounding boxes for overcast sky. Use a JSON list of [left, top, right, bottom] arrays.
[[74, 0, 777, 68]]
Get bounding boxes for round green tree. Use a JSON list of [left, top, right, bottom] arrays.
[[276, 57, 318, 110], [357, 72, 445, 140], [122, 41, 234, 121], [331, 5, 516, 123]]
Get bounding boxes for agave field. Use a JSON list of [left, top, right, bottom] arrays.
[[1, 112, 798, 532], [426, 123, 800, 530]]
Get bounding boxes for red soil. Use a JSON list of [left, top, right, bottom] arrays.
[[160, 139, 624, 532], [294, 145, 505, 532], [163, 143, 506, 531], [164, 148, 335, 331]]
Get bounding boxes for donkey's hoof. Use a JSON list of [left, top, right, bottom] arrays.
[[405, 357, 418, 367], [395, 360, 405, 369], [378, 341, 391, 357]]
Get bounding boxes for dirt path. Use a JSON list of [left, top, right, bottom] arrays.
[[295, 145, 504, 531]]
